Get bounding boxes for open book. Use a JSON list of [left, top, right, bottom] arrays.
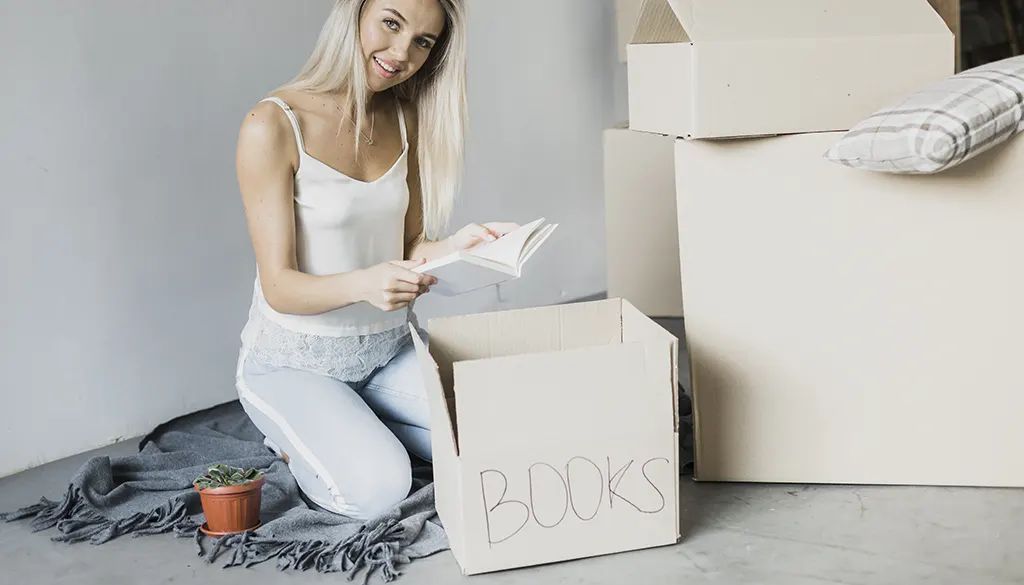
[[415, 218, 558, 296]]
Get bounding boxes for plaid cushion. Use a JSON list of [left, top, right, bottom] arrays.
[[824, 54, 1024, 173]]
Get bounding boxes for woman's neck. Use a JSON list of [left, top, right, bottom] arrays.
[[323, 87, 391, 119], [365, 90, 393, 114]]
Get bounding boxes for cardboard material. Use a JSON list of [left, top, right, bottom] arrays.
[[410, 298, 680, 575], [616, 0, 645, 63], [674, 132, 1024, 486], [627, 0, 954, 139], [926, 0, 961, 71], [603, 127, 683, 317]]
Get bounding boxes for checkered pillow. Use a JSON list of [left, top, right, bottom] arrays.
[[824, 54, 1024, 173]]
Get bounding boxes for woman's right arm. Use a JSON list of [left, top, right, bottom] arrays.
[[236, 102, 433, 315]]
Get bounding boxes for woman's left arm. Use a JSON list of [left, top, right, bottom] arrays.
[[402, 102, 517, 260]]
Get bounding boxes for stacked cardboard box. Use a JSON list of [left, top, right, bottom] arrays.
[[604, 0, 683, 318], [604, 126, 682, 317], [606, 0, 960, 317], [672, 133, 1024, 486], [623, 0, 1024, 487], [628, 0, 952, 138]]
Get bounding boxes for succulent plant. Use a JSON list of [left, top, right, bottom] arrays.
[[194, 463, 264, 490]]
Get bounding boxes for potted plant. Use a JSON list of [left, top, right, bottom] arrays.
[[193, 463, 266, 536]]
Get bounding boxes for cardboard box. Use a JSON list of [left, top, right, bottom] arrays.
[[926, 0, 961, 70], [410, 298, 680, 575], [674, 132, 1024, 486], [627, 0, 953, 139], [616, 0, 645, 63], [604, 127, 683, 317]]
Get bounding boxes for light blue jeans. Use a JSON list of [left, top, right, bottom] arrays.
[[235, 334, 431, 520]]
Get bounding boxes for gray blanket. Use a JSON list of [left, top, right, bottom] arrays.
[[0, 400, 448, 582]]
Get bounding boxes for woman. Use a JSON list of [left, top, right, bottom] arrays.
[[234, 0, 514, 520]]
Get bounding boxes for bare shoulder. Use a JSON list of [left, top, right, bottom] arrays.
[[268, 89, 323, 112], [239, 92, 297, 141], [237, 95, 298, 169]]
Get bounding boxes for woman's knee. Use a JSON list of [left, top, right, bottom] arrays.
[[238, 357, 414, 520], [333, 434, 413, 520], [384, 421, 431, 463]]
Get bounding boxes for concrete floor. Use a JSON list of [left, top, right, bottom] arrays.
[[2, 438, 1022, 585], [2, 317, 1023, 584]]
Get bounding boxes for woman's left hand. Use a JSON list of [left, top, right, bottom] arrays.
[[447, 222, 520, 252]]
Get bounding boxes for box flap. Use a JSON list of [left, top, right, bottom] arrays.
[[428, 299, 622, 363], [409, 326, 469, 562], [632, 0, 690, 44], [633, 0, 948, 44], [452, 342, 673, 458], [410, 325, 460, 457], [617, 0, 646, 62], [618, 298, 680, 540], [619, 299, 679, 431]]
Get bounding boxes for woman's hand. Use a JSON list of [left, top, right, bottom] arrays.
[[355, 259, 437, 312], [447, 222, 521, 252]]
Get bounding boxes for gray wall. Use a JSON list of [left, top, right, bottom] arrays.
[[0, 0, 625, 477]]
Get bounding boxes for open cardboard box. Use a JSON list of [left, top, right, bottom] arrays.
[[604, 126, 683, 318], [410, 298, 680, 575], [674, 132, 1024, 486], [627, 0, 953, 139]]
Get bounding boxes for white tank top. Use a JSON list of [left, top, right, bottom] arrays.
[[248, 96, 411, 337]]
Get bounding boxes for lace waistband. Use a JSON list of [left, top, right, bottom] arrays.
[[240, 307, 416, 383]]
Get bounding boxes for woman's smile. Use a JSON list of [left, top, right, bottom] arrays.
[[372, 55, 402, 79]]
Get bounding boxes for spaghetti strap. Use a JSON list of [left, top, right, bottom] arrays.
[[260, 97, 306, 153], [395, 99, 407, 147]]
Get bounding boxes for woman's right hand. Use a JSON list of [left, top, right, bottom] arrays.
[[356, 259, 438, 312]]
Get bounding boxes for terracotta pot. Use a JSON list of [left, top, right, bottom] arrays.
[[194, 476, 264, 536]]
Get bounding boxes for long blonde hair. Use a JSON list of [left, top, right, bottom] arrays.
[[274, 0, 466, 240]]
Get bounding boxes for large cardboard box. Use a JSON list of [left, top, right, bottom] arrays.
[[604, 127, 683, 317], [627, 0, 953, 139], [410, 298, 680, 575], [616, 0, 645, 63], [674, 132, 1024, 486]]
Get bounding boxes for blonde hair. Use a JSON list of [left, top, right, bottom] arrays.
[[274, 0, 466, 240]]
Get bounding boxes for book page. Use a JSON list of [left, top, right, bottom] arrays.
[[467, 218, 546, 267], [422, 258, 518, 296], [518, 223, 558, 267]]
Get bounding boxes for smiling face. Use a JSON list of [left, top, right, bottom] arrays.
[[359, 0, 446, 94]]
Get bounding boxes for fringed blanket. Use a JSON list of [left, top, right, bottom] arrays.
[[1, 400, 448, 582]]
